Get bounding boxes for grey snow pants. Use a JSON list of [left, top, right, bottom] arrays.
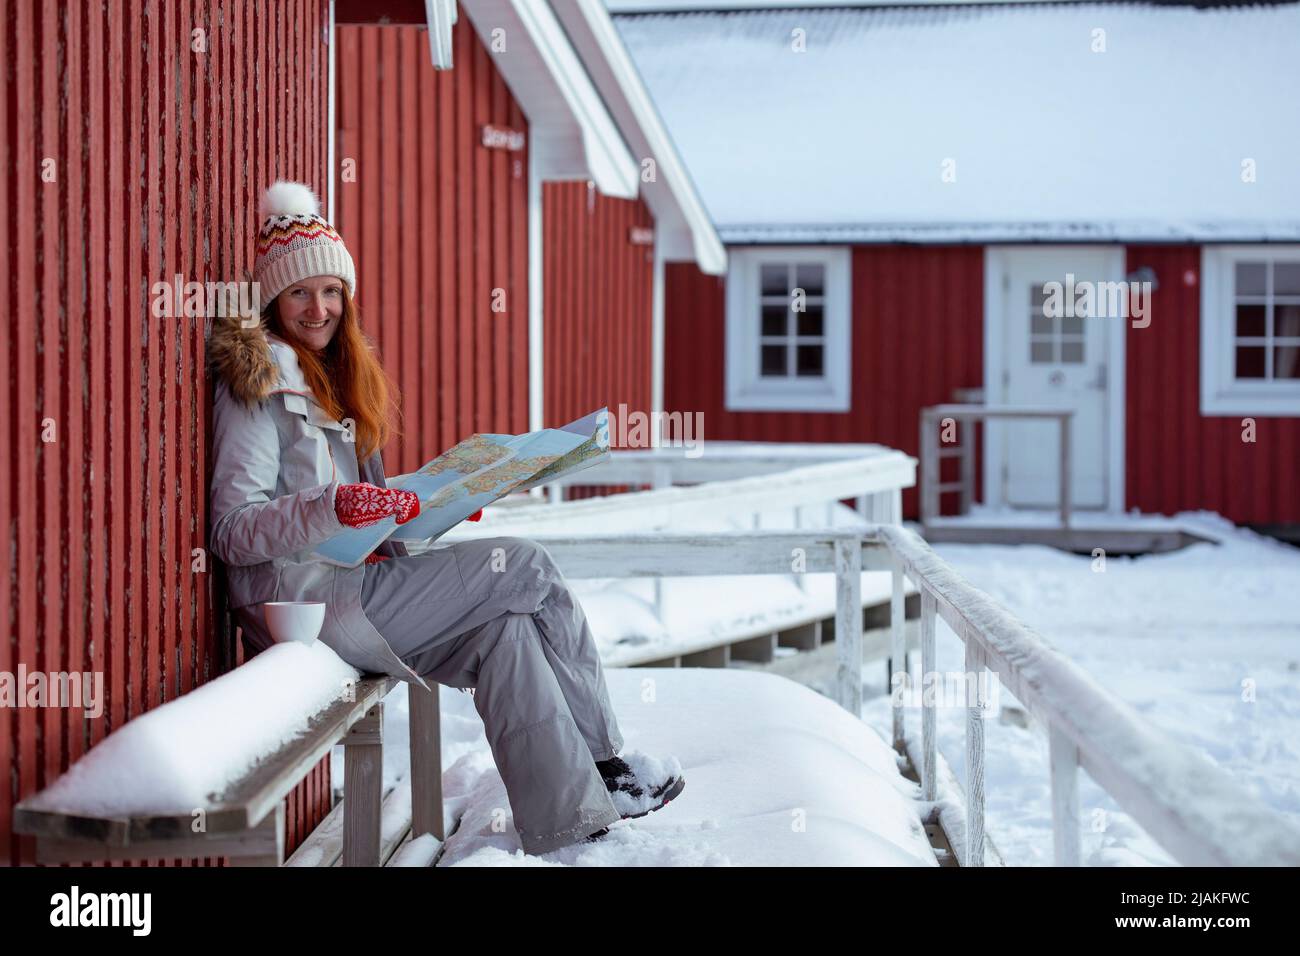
[[357, 535, 625, 855]]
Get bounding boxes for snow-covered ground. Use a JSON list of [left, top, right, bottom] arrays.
[[368, 511, 1299, 867], [858, 513, 1300, 866], [379, 668, 936, 867]]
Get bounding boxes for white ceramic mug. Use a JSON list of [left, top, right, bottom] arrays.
[[263, 601, 326, 646]]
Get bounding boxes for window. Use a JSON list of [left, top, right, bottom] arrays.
[[725, 247, 851, 411], [1201, 246, 1300, 416], [1030, 282, 1086, 365]]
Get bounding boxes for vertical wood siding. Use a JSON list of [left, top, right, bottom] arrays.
[[2, 0, 330, 867], [542, 181, 655, 435], [543, 182, 655, 499], [1125, 246, 1300, 524], [335, 22, 531, 470], [663, 246, 985, 517]]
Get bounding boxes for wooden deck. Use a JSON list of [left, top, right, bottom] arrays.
[[628, 592, 921, 670], [920, 519, 1214, 555]]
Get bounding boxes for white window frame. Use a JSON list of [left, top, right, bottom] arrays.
[[724, 246, 851, 412], [1201, 244, 1300, 417]]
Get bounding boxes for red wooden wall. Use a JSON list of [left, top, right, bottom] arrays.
[[664, 246, 985, 518], [1, 0, 332, 867], [335, 21, 532, 472], [1125, 245, 1300, 524], [544, 182, 655, 500]]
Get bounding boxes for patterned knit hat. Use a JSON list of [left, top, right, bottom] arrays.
[[253, 180, 356, 310]]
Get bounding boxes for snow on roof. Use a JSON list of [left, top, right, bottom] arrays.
[[610, 2, 1300, 241]]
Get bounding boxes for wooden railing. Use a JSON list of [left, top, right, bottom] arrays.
[[919, 404, 1074, 528], [528, 525, 1300, 868], [540, 440, 909, 523], [432, 447, 916, 635]]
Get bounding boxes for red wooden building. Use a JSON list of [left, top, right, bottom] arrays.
[[611, 0, 1300, 530], [1, 0, 720, 866]]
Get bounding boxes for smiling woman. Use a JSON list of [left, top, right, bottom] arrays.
[[257, 280, 397, 464], [277, 276, 345, 351], [207, 180, 685, 858]]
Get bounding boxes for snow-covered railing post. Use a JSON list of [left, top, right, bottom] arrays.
[[920, 591, 938, 803], [835, 536, 863, 714], [651, 460, 673, 621], [890, 559, 906, 749], [1049, 726, 1081, 866], [793, 504, 809, 593], [965, 639, 987, 867]]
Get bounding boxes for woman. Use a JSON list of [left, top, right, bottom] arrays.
[[207, 180, 683, 855]]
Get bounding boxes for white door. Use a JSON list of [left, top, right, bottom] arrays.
[[994, 248, 1118, 510]]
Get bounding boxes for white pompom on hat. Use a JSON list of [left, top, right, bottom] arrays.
[[252, 179, 357, 309]]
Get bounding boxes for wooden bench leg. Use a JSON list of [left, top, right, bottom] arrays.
[[226, 802, 286, 867], [408, 683, 445, 841], [343, 702, 384, 867]]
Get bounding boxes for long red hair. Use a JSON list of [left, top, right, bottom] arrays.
[[262, 285, 401, 463]]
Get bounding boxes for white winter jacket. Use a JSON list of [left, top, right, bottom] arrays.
[[207, 316, 430, 689]]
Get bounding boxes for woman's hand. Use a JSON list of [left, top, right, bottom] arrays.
[[334, 482, 421, 529]]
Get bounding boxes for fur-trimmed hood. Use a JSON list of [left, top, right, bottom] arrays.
[[206, 317, 423, 688], [207, 316, 303, 407]]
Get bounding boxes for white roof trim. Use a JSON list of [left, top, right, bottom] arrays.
[[607, 0, 1092, 10], [459, 0, 638, 198], [718, 222, 1300, 245], [554, 0, 726, 274]]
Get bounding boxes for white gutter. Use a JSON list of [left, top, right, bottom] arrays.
[[528, 141, 544, 436], [423, 0, 458, 68], [651, 232, 665, 427], [327, 0, 336, 223]]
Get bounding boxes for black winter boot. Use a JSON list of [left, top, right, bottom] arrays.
[[595, 751, 686, 820]]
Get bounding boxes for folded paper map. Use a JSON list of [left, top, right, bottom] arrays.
[[310, 408, 612, 568]]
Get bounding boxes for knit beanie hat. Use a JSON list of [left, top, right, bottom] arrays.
[[253, 180, 356, 311]]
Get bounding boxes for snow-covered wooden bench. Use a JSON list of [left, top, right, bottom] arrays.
[[13, 646, 444, 867]]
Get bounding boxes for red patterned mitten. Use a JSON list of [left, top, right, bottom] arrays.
[[466, 509, 483, 522], [363, 552, 391, 565], [334, 482, 421, 529]]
